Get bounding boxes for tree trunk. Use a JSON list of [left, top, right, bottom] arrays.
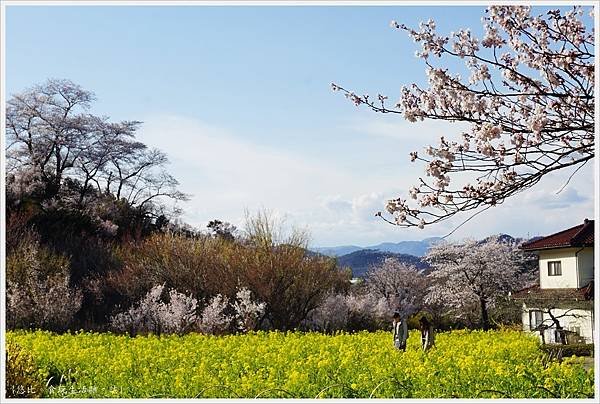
[[479, 296, 490, 331], [547, 310, 567, 345]]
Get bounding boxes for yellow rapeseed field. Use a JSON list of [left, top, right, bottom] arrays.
[[6, 329, 594, 398]]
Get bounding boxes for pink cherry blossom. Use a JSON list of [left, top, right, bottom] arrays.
[[333, 6, 594, 229]]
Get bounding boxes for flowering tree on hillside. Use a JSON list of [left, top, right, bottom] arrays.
[[425, 238, 530, 330], [6, 79, 188, 216], [333, 6, 594, 229], [365, 258, 427, 317]]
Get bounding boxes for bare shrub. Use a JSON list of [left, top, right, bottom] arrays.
[[108, 232, 227, 305], [232, 210, 349, 330], [108, 211, 349, 332], [5, 211, 37, 256], [6, 236, 82, 331]]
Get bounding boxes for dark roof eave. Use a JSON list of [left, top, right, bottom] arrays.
[[512, 281, 594, 301], [520, 243, 594, 252], [519, 219, 594, 251], [512, 295, 593, 301]]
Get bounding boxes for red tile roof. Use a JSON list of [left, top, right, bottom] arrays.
[[520, 219, 594, 251], [512, 281, 594, 301]]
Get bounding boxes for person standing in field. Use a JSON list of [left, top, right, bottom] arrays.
[[392, 312, 408, 351], [419, 316, 435, 351]]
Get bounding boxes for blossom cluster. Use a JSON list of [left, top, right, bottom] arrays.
[[334, 6, 594, 228], [110, 285, 267, 335]]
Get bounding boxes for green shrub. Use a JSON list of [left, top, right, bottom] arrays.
[[5, 341, 45, 398]]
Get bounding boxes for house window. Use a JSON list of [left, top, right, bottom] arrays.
[[529, 310, 543, 330], [547, 261, 562, 276]]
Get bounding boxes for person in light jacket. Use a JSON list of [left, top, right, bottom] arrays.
[[392, 312, 408, 351], [419, 316, 435, 351]]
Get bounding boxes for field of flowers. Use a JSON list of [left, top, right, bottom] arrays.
[[6, 329, 594, 398]]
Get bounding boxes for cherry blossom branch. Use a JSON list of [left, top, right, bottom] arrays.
[[334, 5, 594, 229]]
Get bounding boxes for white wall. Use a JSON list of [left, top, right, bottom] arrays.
[[539, 248, 578, 289], [522, 303, 594, 344], [577, 247, 594, 287]]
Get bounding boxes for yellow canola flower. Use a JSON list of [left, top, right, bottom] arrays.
[[5, 329, 594, 399]]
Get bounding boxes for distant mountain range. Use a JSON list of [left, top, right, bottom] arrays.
[[336, 250, 430, 278], [313, 237, 443, 257], [316, 234, 532, 279]]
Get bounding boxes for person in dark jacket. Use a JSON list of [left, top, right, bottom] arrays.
[[392, 312, 408, 351], [419, 316, 435, 351]]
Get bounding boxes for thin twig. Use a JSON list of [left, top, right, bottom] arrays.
[[442, 205, 493, 239], [555, 159, 589, 194]]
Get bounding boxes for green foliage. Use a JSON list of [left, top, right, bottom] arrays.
[[5, 341, 45, 398], [7, 330, 594, 398]]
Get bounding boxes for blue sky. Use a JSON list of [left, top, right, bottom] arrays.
[[5, 4, 595, 246]]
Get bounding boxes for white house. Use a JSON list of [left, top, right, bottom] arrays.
[[514, 219, 594, 344]]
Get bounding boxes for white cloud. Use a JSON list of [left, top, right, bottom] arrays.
[[303, 190, 445, 246], [321, 195, 353, 213], [137, 115, 371, 232], [346, 112, 470, 147], [135, 114, 595, 247], [443, 165, 595, 241]]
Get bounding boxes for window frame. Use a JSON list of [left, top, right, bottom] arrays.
[[529, 310, 544, 331], [547, 260, 562, 276]]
